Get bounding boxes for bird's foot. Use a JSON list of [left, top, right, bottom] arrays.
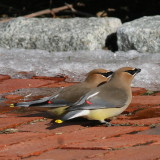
[[10, 104, 15, 108], [100, 120, 119, 127]]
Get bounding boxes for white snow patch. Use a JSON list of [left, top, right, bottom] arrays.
[[0, 48, 159, 90]]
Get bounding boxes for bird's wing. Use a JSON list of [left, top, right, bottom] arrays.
[[68, 88, 128, 111], [15, 88, 70, 107]]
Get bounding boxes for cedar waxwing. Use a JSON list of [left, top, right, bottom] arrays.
[[11, 69, 113, 117], [55, 67, 141, 125]]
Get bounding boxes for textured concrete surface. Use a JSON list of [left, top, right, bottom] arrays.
[[0, 17, 121, 52], [117, 15, 160, 53]]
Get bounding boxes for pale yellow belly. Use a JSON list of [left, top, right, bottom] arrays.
[[85, 105, 128, 121], [47, 106, 68, 117]]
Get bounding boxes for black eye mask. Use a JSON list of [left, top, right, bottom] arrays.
[[100, 71, 114, 77], [125, 68, 141, 75]]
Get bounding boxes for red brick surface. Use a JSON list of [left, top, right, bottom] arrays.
[[155, 92, 160, 96], [32, 75, 67, 82], [131, 96, 160, 106], [0, 77, 160, 160], [62, 134, 160, 149], [16, 119, 87, 134], [131, 87, 147, 96], [0, 74, 11, 81], [89, 144, 160, 160], [131, 106, 160, 119], [4, 94, 24, 100], [0, 116, 45, 131], [112, 117, 160, 126], [0, 106, 19, 114], [29, 149, 107, 160], [0, 79, 54, 94]]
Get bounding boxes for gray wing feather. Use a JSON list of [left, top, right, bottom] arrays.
[[68, 88, 128, 111], [16, 95, 69, 107]]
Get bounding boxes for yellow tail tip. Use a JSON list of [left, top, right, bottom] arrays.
[[55, 119, 63, 123], [10, 104, 15, 108]]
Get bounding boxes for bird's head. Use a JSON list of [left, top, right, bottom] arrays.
[[85, 68, 113, 86], [111, 67, 141, 85]]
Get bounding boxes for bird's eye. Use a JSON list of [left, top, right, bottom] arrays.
[[125, 70, 136, 75]]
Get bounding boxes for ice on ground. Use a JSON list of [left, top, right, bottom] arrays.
[[0, 48, 160, 91]]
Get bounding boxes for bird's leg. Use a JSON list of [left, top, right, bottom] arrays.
[[100, 120, 120, 127], [99, 120, 113, 127]]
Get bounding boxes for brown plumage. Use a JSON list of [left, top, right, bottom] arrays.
[[14, 68, 113, 117], [56, 67, 141, 125]]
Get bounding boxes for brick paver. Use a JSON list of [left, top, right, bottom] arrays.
[[0, 77, 159, 160], [85, 144, 160, 160]]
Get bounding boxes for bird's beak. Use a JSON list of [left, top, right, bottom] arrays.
[[134, 68, 141, 74]]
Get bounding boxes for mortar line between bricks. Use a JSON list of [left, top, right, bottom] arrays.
[[1, 129, 158, 159], [18, 147, 58, 159], [0, 126, 98, 147], [0, 127, 150, 155], [21, 146, 138, 160], [16, 143, 160, 160], [0, 118, 47, 132], [58, 140, 157, 151], [0, 133, 58, 147], [55, 128, 154, 150], [36, 82, 58, 88], [112, 123, 160, 127], [21, 147, 112, 160], [153, 157, 160, 160], [0, 107, 37, 114]]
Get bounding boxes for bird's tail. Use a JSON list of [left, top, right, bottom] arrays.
[[10, 96, 51, 108], [55, 110, 89, 123]]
